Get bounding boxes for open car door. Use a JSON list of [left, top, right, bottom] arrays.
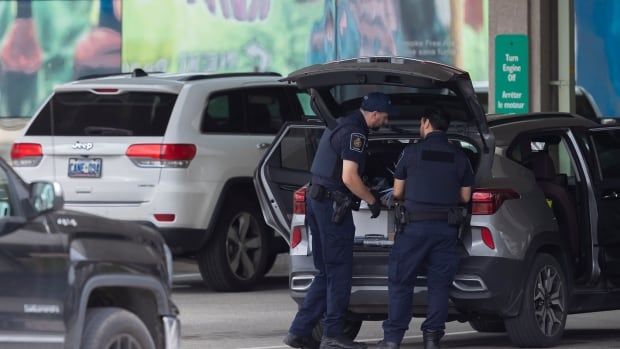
[[254, 122, 325, 242], [587, 126, 620, 281]]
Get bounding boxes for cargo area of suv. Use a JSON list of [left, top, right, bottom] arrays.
[[254, 57, 502, 340]]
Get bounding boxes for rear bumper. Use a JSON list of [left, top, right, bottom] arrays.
[[290, 255, 524, 319]]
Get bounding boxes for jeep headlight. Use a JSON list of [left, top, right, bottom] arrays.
[[163, 244, 173, 289]]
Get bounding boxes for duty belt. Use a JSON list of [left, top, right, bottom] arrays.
[[406, 211, 450, 222]]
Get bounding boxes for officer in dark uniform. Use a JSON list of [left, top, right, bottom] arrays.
[[377, 108, 474, 349], [284, 92, 393, 349]]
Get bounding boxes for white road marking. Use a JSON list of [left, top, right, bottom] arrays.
[[237, 330, 479, 349]]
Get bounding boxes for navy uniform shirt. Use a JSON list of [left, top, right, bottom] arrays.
[[311, 110, 369, 191], [394, 132, 475, 212]]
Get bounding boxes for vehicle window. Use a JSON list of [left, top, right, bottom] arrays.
[[245, 88, 291, 134], [201, 91, 244, 133], [27, 92, 177, 136], [591, 129, 620, 179], [0, 168, 13, 218], [280, 128, 323, 171], [508, 133, 580, 180], [295, 91, 317, 118]]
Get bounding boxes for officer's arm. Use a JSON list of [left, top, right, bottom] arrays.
[[460, 187, 472, 203], [342, 160, 376, 204], [393, 179, 405, 201]]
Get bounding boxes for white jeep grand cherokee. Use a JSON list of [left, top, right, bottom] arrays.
[[11, 70, 312, 291]]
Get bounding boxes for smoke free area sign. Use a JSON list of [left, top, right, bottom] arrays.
[[495, 34, 529, 113]]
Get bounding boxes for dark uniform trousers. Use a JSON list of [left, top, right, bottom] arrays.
[[289, 196, 355, 339], [382, 220, 460, 344]]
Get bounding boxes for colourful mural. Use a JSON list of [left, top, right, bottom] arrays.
[[0, 0, 121, 118], [0, 0, 489, 119]]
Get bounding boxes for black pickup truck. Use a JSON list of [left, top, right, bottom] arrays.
[[0, 158, 180, 349]]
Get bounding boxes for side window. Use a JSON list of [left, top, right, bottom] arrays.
[[201, 91, 244, 133], [245, 88, 291, 134], [508, 133, 580, 182], [0, 168, 13, 218], [591, 129, 620, 180], [295, 90, 317, 118], [280, 128, 324, 171]]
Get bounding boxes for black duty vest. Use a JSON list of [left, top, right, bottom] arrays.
[[405, 132, 461, 209]]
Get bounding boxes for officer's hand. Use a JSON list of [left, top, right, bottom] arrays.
[[368, 190, 381, 218]]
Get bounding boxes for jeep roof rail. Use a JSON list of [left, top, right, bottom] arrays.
[[76, 69, 164, 81], [179, 72, 282, 82]]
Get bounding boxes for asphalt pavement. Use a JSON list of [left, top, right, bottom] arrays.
[[173, 256, 620, 349]]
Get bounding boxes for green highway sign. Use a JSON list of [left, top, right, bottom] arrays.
[[495, 34, 529, 114]]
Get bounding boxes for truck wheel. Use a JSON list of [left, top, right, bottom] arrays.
[[81, 307, 155, 349], [505, 253, 568, 347], [198, 200, 269, 291], [311, 319, 363, 342], [469, 318, 506, 332]]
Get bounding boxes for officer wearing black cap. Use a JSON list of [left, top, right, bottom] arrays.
[[283, 92, 392, 349], [377, 108, 474, 349]]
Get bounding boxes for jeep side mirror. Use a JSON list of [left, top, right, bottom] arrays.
[[30, 181, 64, 214]]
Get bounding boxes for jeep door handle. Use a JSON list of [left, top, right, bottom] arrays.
[[256, 143, 271, 150], [602, 190, 620, 200]]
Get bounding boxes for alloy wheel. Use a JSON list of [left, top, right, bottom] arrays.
[[225, 212, 263, 280], [105, 334, 143, 349], [533, 265, 565, 337]]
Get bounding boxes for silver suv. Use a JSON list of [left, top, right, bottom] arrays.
[[12, 70, 311, 291], [255, 57, 620, 347]]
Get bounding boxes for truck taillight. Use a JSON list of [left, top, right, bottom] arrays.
[[471, 189, 520, 215], [293, 186, 307, 215], [11, 143, 43, 167], [126, 144, 196, 168]]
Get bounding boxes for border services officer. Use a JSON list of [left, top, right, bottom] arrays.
[[377, 108, 474, 349], [284, 92, 392, 349]]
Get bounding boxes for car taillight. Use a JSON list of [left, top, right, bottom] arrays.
[[11, 143, 43, 167], [291, 226, 302, 248], [293, 186, 307, 215], [480, 227, 495, 249], [154, 214, 176, 222], [471, 188, 520, 215], [126, 144, 196, 168]]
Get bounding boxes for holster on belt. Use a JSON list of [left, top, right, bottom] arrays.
[[309, 183, 354, 224]]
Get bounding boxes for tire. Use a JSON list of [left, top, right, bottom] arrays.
[[311, 319, 363, 342], [198, 200, 270, 291], [469, 318, 506, 333], [262, 251, 279, 276], [81, 307, 155, 349], [505, 253, 568, 347]]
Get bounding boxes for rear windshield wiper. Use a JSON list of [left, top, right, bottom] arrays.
[[84, 126, 133, 136]]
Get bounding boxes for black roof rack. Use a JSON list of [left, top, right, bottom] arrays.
[[179, 72, 282, 82], [76, 69, 164, 81]]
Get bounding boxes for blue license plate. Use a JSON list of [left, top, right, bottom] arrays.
[[68, 158, 102, 178]]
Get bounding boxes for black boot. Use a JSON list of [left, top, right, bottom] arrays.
[[319, 336, 368, 349], [283, 332, 320, 349], [422, 330, 444, 349], [375, 339, 399, 349]]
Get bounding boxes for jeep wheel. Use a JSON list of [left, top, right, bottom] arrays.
[[469, 318, 506, 333], [198, 200, 269, 291], [311, 319, 363, 342], [505, 253, 567, 347], [81, 307, 155, 349]]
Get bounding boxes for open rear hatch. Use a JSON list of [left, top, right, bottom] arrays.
[[255, 57, 494, 241]]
